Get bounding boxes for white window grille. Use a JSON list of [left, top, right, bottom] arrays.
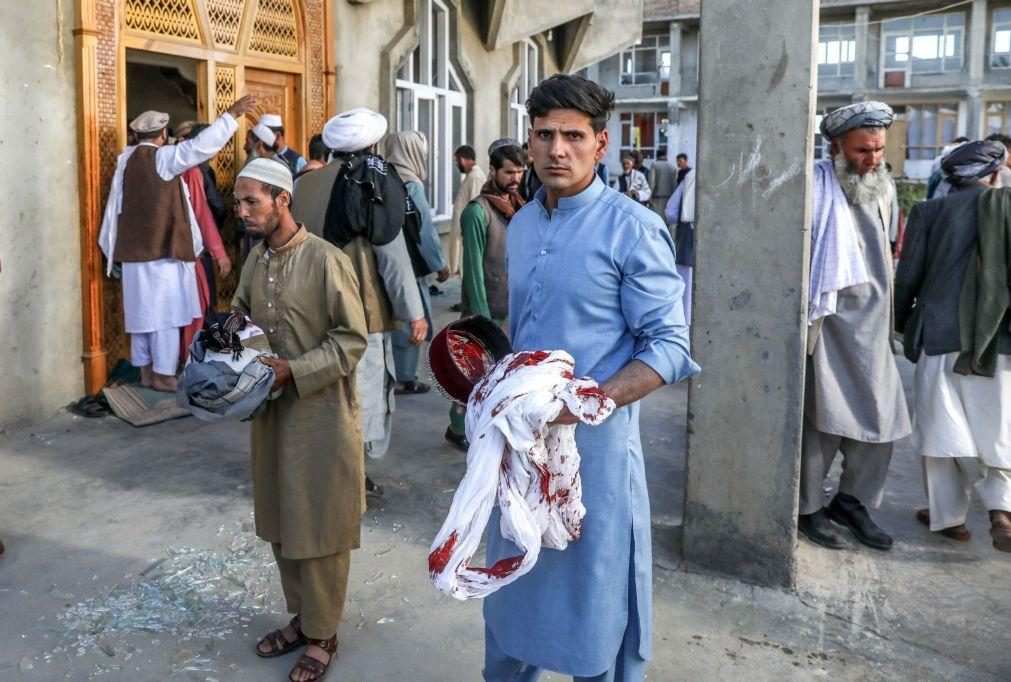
[[992, 8, 1011, 68], [394, 0, 467, 221], [619, 34, 671, 86], [817, 24, 857, 78], [882, 13, 964, 85]]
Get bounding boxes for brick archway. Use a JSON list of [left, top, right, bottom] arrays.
[[73, 0, 334, 392]]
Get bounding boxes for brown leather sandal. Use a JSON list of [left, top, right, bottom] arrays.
[[288, 634, 338, 682], [255, 615, 307, 658]]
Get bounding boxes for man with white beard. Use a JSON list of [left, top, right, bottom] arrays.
[[799, 101, 911, 551]]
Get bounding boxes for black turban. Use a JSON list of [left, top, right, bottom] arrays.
[[941, 140, 1007, 185]]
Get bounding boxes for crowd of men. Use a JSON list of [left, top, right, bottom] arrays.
[[798, 102, 1011, 557], [98, 74, 697, 681], [91, 72, 1011, 681]]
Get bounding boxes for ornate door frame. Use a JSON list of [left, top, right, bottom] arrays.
[[73, 0, 334, 393]]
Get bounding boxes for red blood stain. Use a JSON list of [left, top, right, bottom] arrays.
[[575, 386, 608, 402], [502, 350, 551, 376], [428, 531, 458, 575], [448, 331, 495, 382], [471, 554, 525, 579]]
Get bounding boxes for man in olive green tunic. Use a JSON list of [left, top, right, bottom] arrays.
[[231, 158, 368, 681]]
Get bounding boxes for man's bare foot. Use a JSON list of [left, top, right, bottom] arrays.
[[151, 374, 177, 393], [139, 364, 154, 388]]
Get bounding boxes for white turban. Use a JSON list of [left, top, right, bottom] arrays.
[[322, 107, 388, 153], [251, 123, 277, 147], [237, 157, 293, 194]]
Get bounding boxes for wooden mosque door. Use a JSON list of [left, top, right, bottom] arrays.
[[244, 68, 304, 159]]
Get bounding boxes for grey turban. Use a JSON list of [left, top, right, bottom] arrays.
[[820, 101, 894, 139], [941, 140, 1008, 185]]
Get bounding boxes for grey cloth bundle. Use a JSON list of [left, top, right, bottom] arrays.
[[177, 322, 278, 422]]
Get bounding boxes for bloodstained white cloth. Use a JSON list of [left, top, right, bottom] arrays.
[[428, 350, 615, 600]]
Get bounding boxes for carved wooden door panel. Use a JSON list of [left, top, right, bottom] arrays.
[[243, 68, 303, 161]]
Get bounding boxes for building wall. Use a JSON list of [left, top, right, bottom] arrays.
[[330, 0, 562, 238], [0, 1, 84, 429]]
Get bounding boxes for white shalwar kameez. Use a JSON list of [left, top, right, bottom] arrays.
[[98, 113, 239, 374], [913, 352, 1011, 529]]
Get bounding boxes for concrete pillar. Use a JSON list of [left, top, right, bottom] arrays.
[[682, 0, 818, 588], [853, 6, 871, 99], [967, 0, 987, 138], [668, 21, 683, 133], [669, 21, 683, 98]]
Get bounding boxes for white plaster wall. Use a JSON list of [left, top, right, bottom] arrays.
[[0, 1, 83, 428]]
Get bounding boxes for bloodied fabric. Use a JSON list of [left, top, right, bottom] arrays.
[[428, 349, 615, 600]]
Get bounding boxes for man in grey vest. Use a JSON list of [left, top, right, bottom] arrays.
[[444, 138, 526, 451]]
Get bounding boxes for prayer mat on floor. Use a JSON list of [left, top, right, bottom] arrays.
[[102, 383, 190, 427]]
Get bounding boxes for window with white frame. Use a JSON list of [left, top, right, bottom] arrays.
[[882, 13, 964, 81], [620, 34, 670, 85], [818, 24, 856, 78], [510, 39, 539, 144], [991, 8, 1011, 68], [395, 0, 467, 221]]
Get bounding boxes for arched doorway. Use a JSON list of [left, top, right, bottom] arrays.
[[73, 0, 334, 392]]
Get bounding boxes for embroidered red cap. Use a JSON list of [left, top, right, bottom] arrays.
[[427, 316, 512, 404]]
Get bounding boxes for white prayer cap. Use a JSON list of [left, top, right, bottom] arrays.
[[130, 110, 170, 133], [237, 157, 293, 194], [322, 107, 388, 153], [258, 113, 283, 128], [251, 123, 277, 147]]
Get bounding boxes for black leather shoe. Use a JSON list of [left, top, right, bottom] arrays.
[[444, 427, 470, 453], [827, 493, 893, 550], [798, 509, 846, 549]]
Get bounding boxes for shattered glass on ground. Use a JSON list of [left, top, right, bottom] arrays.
[[32, 515, 279, 678]]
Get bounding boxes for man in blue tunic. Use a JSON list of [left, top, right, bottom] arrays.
[[482, 74, 700, 681]]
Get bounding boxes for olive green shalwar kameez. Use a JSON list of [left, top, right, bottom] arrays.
[[232, 226, 368, 638]]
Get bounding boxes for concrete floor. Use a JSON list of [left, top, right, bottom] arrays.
[[1, 280, 1009, 681]]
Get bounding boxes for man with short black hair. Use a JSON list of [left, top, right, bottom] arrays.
[[675, 152, 691, 187], [450, 144, 487, 276], [481, 73, 698, 681], [294, 134, 329, 181]]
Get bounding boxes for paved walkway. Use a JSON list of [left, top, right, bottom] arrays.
[[0, 280, 1007, 680]]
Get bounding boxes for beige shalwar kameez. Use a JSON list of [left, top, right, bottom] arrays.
[[232, 226, 368, 638]]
